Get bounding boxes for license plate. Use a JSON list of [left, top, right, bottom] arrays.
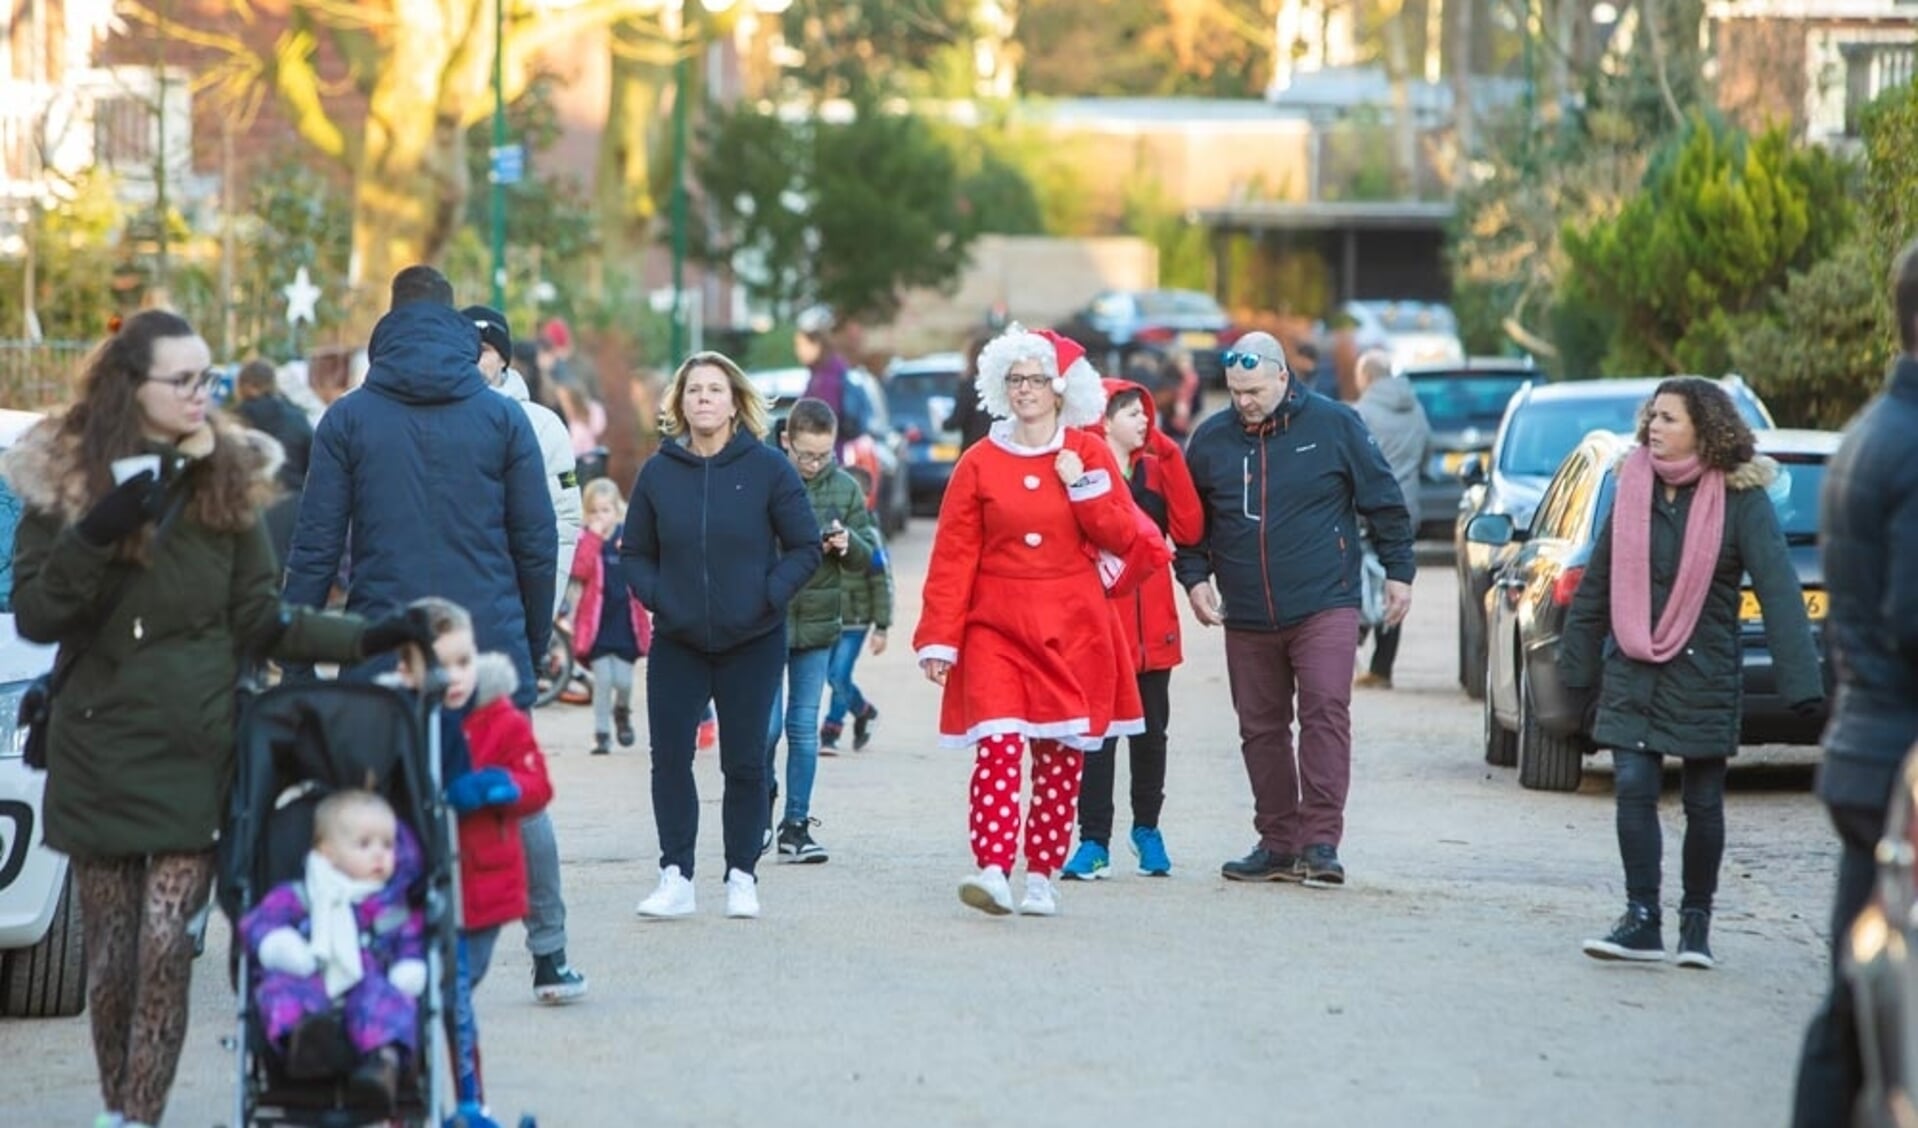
[[1441, 451, 1473, 473], [1179, 331, 1217, 349], [1740, 588, 1827, 622], [929, 443, 959, 462]]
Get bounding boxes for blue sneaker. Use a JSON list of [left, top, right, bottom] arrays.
[[1060, 840, 1110, 881], [1131, 826, 1172, 876]]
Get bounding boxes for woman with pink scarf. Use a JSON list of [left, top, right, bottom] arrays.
[[1559, 377, 1823, 970]]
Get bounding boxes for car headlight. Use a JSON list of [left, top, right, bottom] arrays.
[[0, 681, 26, 759]]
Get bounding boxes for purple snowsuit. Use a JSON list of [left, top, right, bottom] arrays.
[[239, 822, 426, 1056]]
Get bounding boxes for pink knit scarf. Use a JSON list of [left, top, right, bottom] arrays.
[[1610, 447, 1726, 665]]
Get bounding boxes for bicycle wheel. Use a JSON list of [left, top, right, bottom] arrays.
[[534, 627, 575, 708]]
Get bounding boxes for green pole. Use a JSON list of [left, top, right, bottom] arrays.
[[490, 0, 507, 309], [670, 43, 690, 365], [1520, 0, 1536, 178]]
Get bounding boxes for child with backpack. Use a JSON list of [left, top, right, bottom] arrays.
[[566, 478, 654, 755]]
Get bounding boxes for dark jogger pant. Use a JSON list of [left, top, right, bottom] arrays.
[[647, 627, 787, 879], [1081, 669, 1172, 845], [1223, 608, 1360, 854], [1791, 803, 1887, 1128]]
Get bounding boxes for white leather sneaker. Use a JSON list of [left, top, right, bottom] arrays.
[[636, 865, 696, 919], [725, 868, 760, 919], [958, 866, 1014, 916], [1019, 873, 1058, 917]]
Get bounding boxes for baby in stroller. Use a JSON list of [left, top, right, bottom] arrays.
[[238, 789, 427, 1109]]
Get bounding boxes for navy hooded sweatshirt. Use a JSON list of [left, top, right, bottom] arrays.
[[283, 302, 558, 706], [1174, 384, 1416, 631], [621, 426, 823, 654]]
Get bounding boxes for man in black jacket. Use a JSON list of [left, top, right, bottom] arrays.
[[1792, 240, 1918, 1127], [1174, 331, 1415, 887], [233, 359, 313, 563]]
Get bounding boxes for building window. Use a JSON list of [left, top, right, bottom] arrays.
[[92, 94, 152, 167], [1845, 43, 1916, 137]]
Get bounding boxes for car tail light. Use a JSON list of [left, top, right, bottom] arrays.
[[1552, 566, 1586, 608], [1135, 326, 1175, 344], [904, 424, 923, 443]]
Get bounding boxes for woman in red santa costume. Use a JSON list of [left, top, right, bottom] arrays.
[[915, 325, 1146, 918]]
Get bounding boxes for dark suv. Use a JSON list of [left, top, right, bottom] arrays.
[[1402, 358, 1536, 539], [1454, 375, 1774, 699]]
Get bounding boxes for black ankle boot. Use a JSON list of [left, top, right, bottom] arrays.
[[345, 1046, 401, 1111], [1581, 902, 1665, 962], [614, 704, 635, 747], [1676, 908, 1715, 969]]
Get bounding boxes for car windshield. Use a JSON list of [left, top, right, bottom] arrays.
[[1499, 391, 1768, 478], [1765, 454, 1827, 540], [0, 476, 18, 610], [1136, 291, 1224, 319], [1410, 374, 1530, 432], [888, 370, 960, 423], [1353, 301, 1457, 336]]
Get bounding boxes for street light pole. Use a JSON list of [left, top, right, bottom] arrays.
[[490, 0, 507, 309]]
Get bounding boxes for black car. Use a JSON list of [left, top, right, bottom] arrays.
[[1843, 740, 1918, 1128], [1402, 358, 1536, 539], [1454, 375, 1774, 699], [884, 352, 966, 514], [1470, 428, 1836, 791]]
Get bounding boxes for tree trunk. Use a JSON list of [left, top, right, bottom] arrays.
[[594, 18, 667, 290]]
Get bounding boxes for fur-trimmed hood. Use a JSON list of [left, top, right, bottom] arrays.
[[0, 415, 285, 527], [471, 652, 521, 709], [1725, 454, 1777, 493]]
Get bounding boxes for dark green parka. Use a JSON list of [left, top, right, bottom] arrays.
[[785, 465, 875, 651], [1558, 455, 1823, 760], [2, 420, 369, 860]]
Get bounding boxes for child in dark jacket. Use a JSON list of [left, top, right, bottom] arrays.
[[567, 478, 654, 755], [821, 465, 894, 753], [1064, 379, 1203, 880]]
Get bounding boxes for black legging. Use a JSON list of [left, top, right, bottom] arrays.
[[1081, 669, 1171, 845], [1613, 749, 1728, 912]]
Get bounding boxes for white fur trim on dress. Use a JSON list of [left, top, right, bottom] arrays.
[[916, 644, 958, 665], [939, 715, 1146, 753], [974, 324, 1107, 428], [1066, 468, 1112, 502], [985, 418, 1065, 456]]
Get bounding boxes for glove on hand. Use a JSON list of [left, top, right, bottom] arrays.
[[388, 957, 428, 998], [258, 927, 318, 977], [360, 607, 439, 658], [1791, 698, 1826, 720], [446, 767, 520, 814], [76, 471, 163, 547]]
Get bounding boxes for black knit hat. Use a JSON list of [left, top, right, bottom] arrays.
[[462, 305, 512, 362]]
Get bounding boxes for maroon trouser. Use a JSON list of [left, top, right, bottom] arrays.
[[1223, 607, 1360, 854]]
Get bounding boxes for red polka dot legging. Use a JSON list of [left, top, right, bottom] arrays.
[[969, 735, 1085, 877]]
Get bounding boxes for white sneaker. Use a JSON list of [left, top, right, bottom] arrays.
[[636, 865, 696, 919], [958, 866, 1014, 916], [725, 868, 760, 919], [1019, 874, 1058, 917]]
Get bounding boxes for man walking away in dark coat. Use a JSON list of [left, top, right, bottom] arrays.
[[1792, 239, 1918, 1128], [1353, 348, 1430, 689], [233, 359, 313, 564], [283, 265, 557, 703]]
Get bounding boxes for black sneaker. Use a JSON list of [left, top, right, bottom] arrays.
[[532, 950, 588, 1003], [591, 731, 611, 756], [820, 722, 844, 754], [1582, 903, 1666, 962], [853, 704, 879, 751], [1220, 847, 1305, 883], [777, 817, 829, 864], [1302, 844, 1345, 888], [1675, 908, 1715, 970], [614, 705, 635, 748]]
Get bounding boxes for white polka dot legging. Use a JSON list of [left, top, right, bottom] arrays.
[[969, 734, 1085, 877]]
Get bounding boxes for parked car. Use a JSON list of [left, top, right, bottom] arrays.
[[1453, 375, 1774, 699], [1844, 740, 1918, 1128], [1072, 289, 1235, 384], [884, 352, 966, 514], [1402, 357, 1537, 539], [1340, 299, 1465, 370], [746, 366, 910, 537], [1470, 427, 1836, 791], [0, 407, 83, 1018]]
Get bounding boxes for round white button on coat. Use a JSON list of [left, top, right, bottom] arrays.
[[1024, 532, 1042, 547], [1023, 475, 1041, 490]]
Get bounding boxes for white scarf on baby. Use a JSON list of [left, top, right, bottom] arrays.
[[305, 851, 385, 999]]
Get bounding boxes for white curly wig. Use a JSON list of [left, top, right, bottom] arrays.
[[973, 323, 1107, 428]]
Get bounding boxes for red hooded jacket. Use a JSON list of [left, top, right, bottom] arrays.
[[1085, 379, 1205, 672], [458, 654, 555, 931]]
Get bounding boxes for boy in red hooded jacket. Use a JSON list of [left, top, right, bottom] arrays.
[[1064, 379, 1204, 879]]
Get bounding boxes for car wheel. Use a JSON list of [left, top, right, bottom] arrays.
[[1461, 598, 1487, 701], [0, 867, 86, 1018], [1517, 663, 1585, 793], [1483, 651, 1517, 767]]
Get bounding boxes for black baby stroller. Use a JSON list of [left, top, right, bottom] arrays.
[[218, 676, 455, 1128]]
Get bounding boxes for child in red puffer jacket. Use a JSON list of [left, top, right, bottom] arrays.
[[566, 479, 653, 756]]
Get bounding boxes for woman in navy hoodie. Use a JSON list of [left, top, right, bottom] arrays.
[[622, 352, 821, 921]]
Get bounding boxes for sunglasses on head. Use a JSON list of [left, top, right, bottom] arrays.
[[1219, 351, 1270, 371]]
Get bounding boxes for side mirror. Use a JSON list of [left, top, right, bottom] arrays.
[[1459, 455, 1487, 487], [1466, 512, 1519, 547]]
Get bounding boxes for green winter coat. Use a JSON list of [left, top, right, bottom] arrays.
[[2, 421, 370, 860], [1558, 456, 1824, 760], [840, 527, 894, 631], [785, 466, 875, 651]]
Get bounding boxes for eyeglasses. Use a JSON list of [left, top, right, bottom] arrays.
[[147, 370, 217, 397], [790, 448, 836, 467], [1219, 351, 1277, 371], [1004, 373, 1053, 390]]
